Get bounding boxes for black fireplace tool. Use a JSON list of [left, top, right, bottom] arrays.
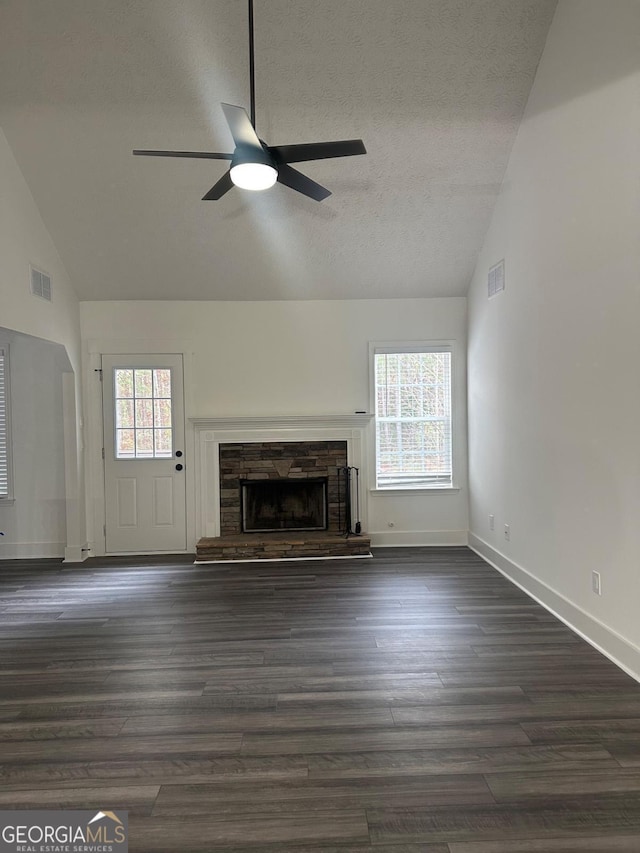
[[339, 466, 362, 537], [354, 466, 362, 534]]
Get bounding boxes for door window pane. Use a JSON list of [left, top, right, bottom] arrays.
[[153, 369, 171, 398], [114, 367, 173, 459], [135, 399, 153, 428], [135, 429, 154, 457], [116, 399, 134, 429], [115, 369, 134, 398], [134, 369, 153, 398], [153, 399, 172, 428], [116, 429, 135, 457], [155, 429, 172, 456]]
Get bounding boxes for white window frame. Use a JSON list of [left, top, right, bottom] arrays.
[[369, 340, 457, 494], [0, 342, 15, 503]]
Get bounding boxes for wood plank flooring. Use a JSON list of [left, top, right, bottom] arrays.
[[1, 546, 640, 851]]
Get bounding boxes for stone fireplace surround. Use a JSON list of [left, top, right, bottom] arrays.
[[191, 415, 372, 560], [219, 440, 347, 536]]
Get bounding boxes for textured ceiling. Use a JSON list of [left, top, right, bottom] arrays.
[[0, 0, 557, 301]]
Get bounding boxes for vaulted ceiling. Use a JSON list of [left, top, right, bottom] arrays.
[[0, 1, 556, 301]]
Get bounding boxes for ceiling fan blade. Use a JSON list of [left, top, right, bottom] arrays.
[[269, 139, 366, 165], [133, 150, 233, 160], [277, 164, 331, 202], [202, 171, 234, 201], [221, 103, 262, 151]]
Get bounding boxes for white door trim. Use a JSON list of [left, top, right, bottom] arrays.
[[102, 354, 186, 554], [85, 342, 195, 557]]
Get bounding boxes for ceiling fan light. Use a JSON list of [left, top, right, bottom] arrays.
[[230, 162, 278, 191]]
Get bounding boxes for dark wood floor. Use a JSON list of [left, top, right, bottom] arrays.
[[1, 547, 640, 851]]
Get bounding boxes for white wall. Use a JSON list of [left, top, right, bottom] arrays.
[[0, 330, 69, 557], [467, 1, 640, 673], [81, 297, 468, 549], [0, 127, 86, 559], [0, 129, 81, 370]]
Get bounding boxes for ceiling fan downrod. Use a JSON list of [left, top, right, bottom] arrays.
[[248, 0, 256, 129]]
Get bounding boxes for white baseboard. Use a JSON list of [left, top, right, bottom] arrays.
[[468, 532, 640, 683], [370, 529, 468, 547], [0, 541, 65, 560], [63, 544, 91, 563]]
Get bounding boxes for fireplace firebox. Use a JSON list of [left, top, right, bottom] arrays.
[[218, 440, 347, 536], [241, 478, 328, 533]]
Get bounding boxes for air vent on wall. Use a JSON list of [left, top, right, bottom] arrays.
[[30, 266, 52, 302], [488, 259, 505, 298]]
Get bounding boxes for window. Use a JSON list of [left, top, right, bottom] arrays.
[[373, 344, 452, 489], [0, 345, 12, 499], [113, 367, 173, 459]]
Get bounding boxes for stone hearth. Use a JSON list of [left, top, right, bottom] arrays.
[[196, 531, 371, 562]]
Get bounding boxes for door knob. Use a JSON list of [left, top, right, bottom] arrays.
[[175, 463, 184, 471]]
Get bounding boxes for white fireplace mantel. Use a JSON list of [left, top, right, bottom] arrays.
[[190, 414, 373, 431], [190, 414, 373, 539]]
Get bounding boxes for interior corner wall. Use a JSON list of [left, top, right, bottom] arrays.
[[0, 128, 81, 372], [0, 126, 86, 559], [0, 331, 68, 557], [467, 1, 640, 674], [80, 297, 469, 548]]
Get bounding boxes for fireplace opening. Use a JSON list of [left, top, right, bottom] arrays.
[[241, 478, 328, 533]]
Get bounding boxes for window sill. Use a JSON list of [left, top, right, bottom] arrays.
[[370, 486, 460, 497], [0, 497, 16, 507]]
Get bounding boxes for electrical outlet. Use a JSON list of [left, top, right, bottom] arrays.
[[592, 571, 601, 595], [504, 524, 510, 541], [489, 514, 495, 531]]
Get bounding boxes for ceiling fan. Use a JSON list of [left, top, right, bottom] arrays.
[[133, 0, 366, 202]]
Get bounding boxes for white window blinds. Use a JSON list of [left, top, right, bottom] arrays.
[[374, 347, 452, 488], [0, 347, 9, 497]]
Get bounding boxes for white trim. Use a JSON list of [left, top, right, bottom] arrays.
[[191, 416, 371, 540], [371, 529, 468, 546], [0, 541, 65, 559], [0, 342, 14, 501], [195, 553, 373, 565], [61, 371, 85, 564], [86, 349, 106, 555], [190, 414, 373, 430], [371, 341, 454, 355], [468, 532, 640, 684], [63, 544, 90, 563], [370, 487, 460, 496], [94, 548, 191, 557]]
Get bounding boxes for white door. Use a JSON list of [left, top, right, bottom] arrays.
[[102, 354, 186, 553]]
